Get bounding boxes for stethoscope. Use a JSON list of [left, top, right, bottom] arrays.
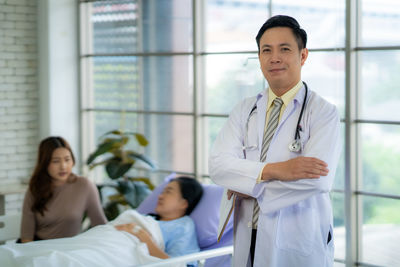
[[242, 82, 308, 158]]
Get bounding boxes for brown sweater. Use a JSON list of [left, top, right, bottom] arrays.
[[20, 174, 107, 240]]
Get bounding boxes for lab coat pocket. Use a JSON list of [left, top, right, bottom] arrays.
[[276, 203, 317, 256]]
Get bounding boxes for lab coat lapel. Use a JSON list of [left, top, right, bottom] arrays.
[[256, 91, 268, 155]]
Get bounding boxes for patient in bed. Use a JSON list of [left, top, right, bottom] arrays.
[[115, 176, 203, 261], [0, 177, 203, 267]]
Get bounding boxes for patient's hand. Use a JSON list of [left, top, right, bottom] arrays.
[[115, 223, 157, 250], [115, 223, 151, 242], [115, 223, 136, 233], [115, 223, 169, 259]]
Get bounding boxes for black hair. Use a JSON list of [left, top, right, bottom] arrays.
[[148, 176, 204, 220], [173, 176, 203, 215], [255, 15, 307, 52]]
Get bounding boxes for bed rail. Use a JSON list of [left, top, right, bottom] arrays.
[[138, 245, 233, 267]]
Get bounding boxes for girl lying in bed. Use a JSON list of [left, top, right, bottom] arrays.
[[115, 177, 203, 260], [0, 177, 203, 267]]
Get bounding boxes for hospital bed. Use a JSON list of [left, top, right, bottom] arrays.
[[0, 174, 234, 267]]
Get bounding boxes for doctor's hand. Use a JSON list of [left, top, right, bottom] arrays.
[[261, 156, 329, 181]]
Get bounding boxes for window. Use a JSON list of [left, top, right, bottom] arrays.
[[80, 0, 194, 180], [79, 0, 400, 266]]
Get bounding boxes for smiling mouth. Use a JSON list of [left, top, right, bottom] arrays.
[[269, 68, 285, 73]]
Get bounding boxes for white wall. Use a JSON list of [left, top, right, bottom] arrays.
[[0, 0, 80, 214], [38, 0, 80, 166], [0, 0, 40, 213]]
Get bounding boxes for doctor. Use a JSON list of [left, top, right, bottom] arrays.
[[209, 15, 341, 267]]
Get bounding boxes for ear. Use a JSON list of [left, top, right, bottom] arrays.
[[180, 199, 189, 212], [300, 48, 308, 66]]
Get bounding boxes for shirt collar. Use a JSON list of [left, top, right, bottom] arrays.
[[267, 80, 303, 110]]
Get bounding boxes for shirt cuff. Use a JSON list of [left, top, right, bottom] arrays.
[[256, 164, 267, 183]]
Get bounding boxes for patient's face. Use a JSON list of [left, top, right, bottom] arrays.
[[155, 181, 188, 220]]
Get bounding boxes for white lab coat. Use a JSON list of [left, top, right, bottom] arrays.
[[209, 84, 341, 267]]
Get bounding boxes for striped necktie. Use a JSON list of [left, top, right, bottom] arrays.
[[252, 97, 284, 229]]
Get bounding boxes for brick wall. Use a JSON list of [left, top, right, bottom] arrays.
[[0, 0, 39, 214]]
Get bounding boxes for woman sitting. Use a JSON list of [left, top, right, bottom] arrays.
[[20, 136, 107, 243], [115, 176, 203, 260]]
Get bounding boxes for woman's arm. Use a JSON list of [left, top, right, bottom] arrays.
[[115, 223, 169, 259], [20, 191, 36, 242], [85, 179, 107, 225]]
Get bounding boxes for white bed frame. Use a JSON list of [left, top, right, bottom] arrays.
[[0, 213, 233, 266], [139, 245, 233, 267]]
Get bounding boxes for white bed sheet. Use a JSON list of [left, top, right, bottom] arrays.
[[0, 210, 185, 267]]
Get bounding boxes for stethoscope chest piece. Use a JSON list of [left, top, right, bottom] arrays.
[[287, 81, 308, 153], [288, 139, 301, 152]]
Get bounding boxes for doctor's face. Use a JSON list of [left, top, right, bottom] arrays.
[[258, 27, 308, 95]]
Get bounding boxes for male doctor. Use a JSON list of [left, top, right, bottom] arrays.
[[209, 15, 341, 267]]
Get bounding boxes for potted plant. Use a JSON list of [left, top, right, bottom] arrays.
[[86, 130, 156, 220]]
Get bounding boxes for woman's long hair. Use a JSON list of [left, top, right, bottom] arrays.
[[29, 136, 75, 216]]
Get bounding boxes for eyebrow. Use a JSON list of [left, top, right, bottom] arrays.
[[261, 43, 292, 48], [164, 186, 174, 191], [51, 156, 71, 160]]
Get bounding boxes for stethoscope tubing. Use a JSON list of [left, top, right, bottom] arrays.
[[243, 82, 308, 155], [295, 82, 308, 140]]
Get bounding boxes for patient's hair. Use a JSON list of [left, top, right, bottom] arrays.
[[173, 176, 203, 215], [29, 136, 76, 216]]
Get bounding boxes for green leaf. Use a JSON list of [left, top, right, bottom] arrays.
[[100, 130, 122, 138], [128, 176, 156, 190], [126, 151, 156, 169], [104, 201, 121, 221], [135, 133, 149, 146], [124, 132, 149, 146], [105, 159, 133, 179], [121, 136, 129, 145], [104, 138, 124, 152], [88, 157, 113, 170], [86, 139, 121, 165], [118, 180, 151, 208], [116, 180, 138, 207]]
